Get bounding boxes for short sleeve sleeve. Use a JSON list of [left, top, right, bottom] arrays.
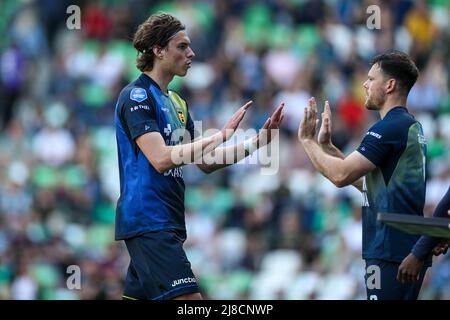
[[120, 87, 160, 140], [357, 122, 393, 166]]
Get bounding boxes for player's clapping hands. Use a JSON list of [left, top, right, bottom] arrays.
[[298, 97, 320, 142]]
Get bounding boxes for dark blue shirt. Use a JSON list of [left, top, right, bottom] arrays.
[[114, 74, 195, 240], [357, 107, 430, 264], [412, 185, 450, 260]]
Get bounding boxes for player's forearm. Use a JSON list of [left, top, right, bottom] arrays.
[[302, 139, 352, 188], [197, 142, 249, 173], [321, 142, 345, 159], [157, 132, 224, 172], [321, 142, 363, 192]]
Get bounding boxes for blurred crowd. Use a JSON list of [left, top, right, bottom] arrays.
[[0, 0, 449, 300]]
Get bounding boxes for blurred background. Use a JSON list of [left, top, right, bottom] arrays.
[[0, 0, 449, 300]]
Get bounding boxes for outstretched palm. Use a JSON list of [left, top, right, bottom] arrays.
[[221, 101, 253, 141], [255, 102, 285, 147]]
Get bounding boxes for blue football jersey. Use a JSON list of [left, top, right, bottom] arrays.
[[357, 107, 429, 264], [114, 73, 195, 240]]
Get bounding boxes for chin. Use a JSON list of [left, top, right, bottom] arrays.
[[177, 69, 188, 77], [365, 102, 379, 111]]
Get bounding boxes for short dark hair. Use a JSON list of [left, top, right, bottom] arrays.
[[370, 50, 419, 96], [133, 13, 185, 72]]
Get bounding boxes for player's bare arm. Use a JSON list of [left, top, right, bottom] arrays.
[[137, 101, 252, 173]]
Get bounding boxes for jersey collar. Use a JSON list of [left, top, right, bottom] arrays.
[[139, 73, 163, 93]]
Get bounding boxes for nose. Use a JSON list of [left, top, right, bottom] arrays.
[[363, 80, 368, 90], [187, 47, 195, 59]]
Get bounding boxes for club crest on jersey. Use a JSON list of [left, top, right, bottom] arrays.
[[177, 110, 186, 124], [130, 88, 147, 103]]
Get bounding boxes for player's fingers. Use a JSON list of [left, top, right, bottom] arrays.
[[396, 270, 402, 283], [240, 109, 247, 119], [310, 97, 318, 114], [233, 110, 246, 126], [398, 268, 407, 283], [262, 117, 270, 129], [232, 108, 245, 121], [241, 100, 253, 111], [305, 107, 310, 122], [405, 273, 412, 283], [307, 105, 315, 123], [272, 103, 284, 121], [323, 116, 330, 130], [301, 107, 309, 128], [311, 99, 318, 119], [325, 100, 332, 117]]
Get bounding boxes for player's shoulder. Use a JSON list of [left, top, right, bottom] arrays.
[[368, 108, 416, 139], [383, 107, 417, 127], [119, 82, 149, 103]]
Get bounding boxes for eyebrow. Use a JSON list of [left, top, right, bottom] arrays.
[[176, 40, 191, 46]]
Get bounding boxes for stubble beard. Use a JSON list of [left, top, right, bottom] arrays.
[[365, 91, 386, 111]]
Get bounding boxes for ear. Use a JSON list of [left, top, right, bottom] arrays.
[[385, 79, 396, 94], [152, 46, 164, 59]]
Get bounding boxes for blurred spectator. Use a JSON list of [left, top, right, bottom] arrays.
[[0, 43, 25, 130]]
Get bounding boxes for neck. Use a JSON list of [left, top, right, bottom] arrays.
[[144, 68, 173, 94], [379, 95, 407, 119]]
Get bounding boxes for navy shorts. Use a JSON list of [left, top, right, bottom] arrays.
[[122, 230, 200, 300], [364, 259, 428, 300]]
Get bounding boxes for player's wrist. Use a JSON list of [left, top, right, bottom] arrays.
[[320, 141, 334, 150], [300, 137, 316, 145], [243, 138, 258, 155], [212, 130, 225, 144]]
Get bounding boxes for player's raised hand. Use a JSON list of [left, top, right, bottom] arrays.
[[221, 100, 252, 141], [318, 100, 332, 146], [254, 102, 285, 148], [298, 97, 320, 142]]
